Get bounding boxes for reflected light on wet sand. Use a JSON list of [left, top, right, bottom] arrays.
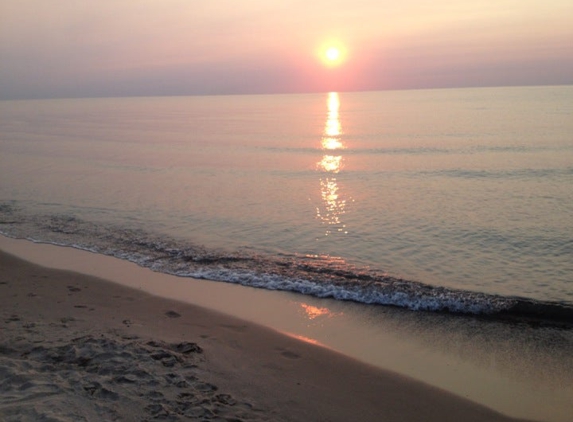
[[299, 303, 337, 320], [284, 333, 322, 346]]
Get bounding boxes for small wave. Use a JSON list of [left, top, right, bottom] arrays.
[[259, 145, 451, 156], [350, 147, 451, 156], [172, 266, 517, 315], [256, 144, 572, 157], [420, 167, 573, 180]]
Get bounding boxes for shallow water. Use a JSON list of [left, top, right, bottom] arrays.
[[1, 86, 572, 314]]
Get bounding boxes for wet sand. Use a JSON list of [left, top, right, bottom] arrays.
[[0, 247, 534, 422]]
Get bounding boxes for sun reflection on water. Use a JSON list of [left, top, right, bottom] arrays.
[[321, 92, 344, 151], [316, 92, 351, 236], [318, 155, 342, 173]]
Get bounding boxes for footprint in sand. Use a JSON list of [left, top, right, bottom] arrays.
[[220, 324, 248, 332], [5, 314, 21, 323], [275, 347, 301, 360]]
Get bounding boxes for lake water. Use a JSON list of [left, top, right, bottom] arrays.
[[1, 86, 572, 319]]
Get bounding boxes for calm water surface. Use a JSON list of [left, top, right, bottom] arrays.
[[1, 86, 572, 313]]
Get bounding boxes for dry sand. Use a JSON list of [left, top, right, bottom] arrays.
[[0, 249, 534, 422]]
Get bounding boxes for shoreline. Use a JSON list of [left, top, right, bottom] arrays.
[[0, 247, 528, 422], [1, 236, 572, 421]]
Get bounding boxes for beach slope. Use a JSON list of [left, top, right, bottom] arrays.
[[0, 250, 530, 422]]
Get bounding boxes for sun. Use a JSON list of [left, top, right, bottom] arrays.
[[319, 43, 346, 67], [325, 47, 340, 62]]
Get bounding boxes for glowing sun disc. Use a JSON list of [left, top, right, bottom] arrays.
[[320, 44, 346, 67], [326, 47, 340, 61]]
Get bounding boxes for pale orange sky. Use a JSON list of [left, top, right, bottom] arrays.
[[1, 0, 572, 99]]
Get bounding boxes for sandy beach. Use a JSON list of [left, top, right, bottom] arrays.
[[0, 245, 537, 422]]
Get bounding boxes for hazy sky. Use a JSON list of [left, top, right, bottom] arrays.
[[1, 0, 572, 99]]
